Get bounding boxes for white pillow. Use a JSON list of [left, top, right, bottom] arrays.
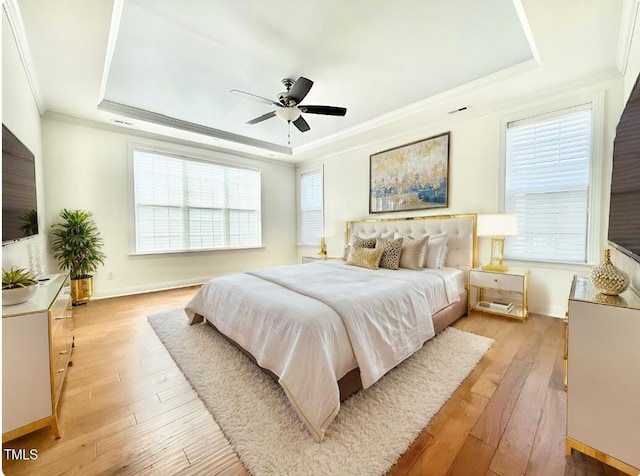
[[438, 245, 449, 268], [397, 235, 429, 270], [425, 235, 449, 269], [395, 232, 431, 267]]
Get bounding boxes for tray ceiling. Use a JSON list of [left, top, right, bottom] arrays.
[[9, 0, 626, 159]]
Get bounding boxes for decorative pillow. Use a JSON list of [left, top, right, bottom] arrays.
[[438, 245, 449, 268], [398, 235, 430, 270], [343, 234, 379, 260], [352, 236, 378, 249], [426, 235, 449, 269], [395, 232, 433, 267], [346, 246, 384, 270], [375, 237, 403, 270]]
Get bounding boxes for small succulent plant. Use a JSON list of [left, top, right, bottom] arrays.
[[2, 267, 38, 290]]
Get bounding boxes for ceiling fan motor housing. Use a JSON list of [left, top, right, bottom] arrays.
[[277, 91, 294, 106]]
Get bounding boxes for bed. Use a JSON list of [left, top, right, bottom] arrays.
[[185, 214, 477, 442]]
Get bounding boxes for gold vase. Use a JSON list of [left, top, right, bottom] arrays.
[[590, 249, 629, 296], [71, 277, 93, 305]]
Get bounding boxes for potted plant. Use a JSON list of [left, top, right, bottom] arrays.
[[2, 267, 38, 305], [50, 209, 106, 305]]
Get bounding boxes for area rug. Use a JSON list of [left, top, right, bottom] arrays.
[[148, 309, 493, 475]]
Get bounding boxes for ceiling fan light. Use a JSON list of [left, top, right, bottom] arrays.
[[276, 107, 301, 122]]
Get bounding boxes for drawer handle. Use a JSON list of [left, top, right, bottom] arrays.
[[493, 278, 498, 283], [57, 369, 65, 373], [59, 351, 68, 355]]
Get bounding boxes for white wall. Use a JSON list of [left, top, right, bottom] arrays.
[[2, 7, 46, 274], [296, 77, 624, 318], [41, 119, 297, 298]]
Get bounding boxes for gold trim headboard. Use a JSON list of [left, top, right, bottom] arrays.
[[345, 213, 478, 277]]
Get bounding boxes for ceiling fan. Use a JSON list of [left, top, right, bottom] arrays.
[[230, 76, 347, 133]]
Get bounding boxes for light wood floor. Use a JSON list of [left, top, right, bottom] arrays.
[[2, 287, 627, 476]]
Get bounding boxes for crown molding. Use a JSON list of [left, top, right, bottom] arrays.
[[294, 70, 621, 166], [98, 0, 124, 104], [42, 111, 294, 167], [3, 0, 45, 115], [294, 59, 542, 156], [97, 100, 292, 156], [616, 0, 640, 74]]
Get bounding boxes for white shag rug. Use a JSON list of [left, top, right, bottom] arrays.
[[148, 309, 493, 476]]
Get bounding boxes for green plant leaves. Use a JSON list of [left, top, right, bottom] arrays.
[[50, 209, 106, 280], [2, 267, 37, 289]]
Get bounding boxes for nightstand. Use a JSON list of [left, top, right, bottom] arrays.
[[469, 268, 529, 320]]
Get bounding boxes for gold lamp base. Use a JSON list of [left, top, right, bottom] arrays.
[[482, 237, 509, 272], [318, 236, 327, 258], [482, 263, 509, 272]]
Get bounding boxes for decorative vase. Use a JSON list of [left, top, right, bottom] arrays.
[[2, 285, 38, 306], [590, 249, 630, 296], [70, 277, 93, 305], [592, 293, 628, 307]]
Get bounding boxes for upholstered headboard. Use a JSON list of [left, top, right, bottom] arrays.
[[346, 214, 477, 280]]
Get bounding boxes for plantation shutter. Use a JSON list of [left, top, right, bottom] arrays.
[[133, 150, 261, 253], [299, 169, 323, 246], [504, 107, 592, 263]]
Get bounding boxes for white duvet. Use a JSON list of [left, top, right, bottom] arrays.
[[185, 260, 461, 442]]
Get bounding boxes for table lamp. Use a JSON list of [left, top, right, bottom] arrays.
[[477, 214, 518, 272]]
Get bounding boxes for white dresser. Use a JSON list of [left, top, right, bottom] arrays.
[[566, 276, 640, 474], [2, 274, 74, 442]]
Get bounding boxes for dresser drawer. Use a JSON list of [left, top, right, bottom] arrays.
[[470, 270, 524, 292]]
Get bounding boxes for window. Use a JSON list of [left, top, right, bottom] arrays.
[[299, 169, 323, 246], [132, 149, 261, 253], [503, 103, 597, 263]]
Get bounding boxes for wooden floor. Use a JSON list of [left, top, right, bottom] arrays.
[[2, 287, 627, 476]]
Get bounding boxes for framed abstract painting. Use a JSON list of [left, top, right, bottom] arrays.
[[369, 132, 450, 213]]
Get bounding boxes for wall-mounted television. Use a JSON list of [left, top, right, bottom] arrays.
[[607, 73, 640, 263], [2, 124, 39, 244]]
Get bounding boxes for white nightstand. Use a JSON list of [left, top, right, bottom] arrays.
[[469, 268, 529, 320]]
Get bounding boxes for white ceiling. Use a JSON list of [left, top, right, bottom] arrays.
[[9, 0, 626, 160]]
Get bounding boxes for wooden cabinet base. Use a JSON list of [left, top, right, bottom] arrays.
[[566, 438, 639, 475], [2, 416, 59, 443]]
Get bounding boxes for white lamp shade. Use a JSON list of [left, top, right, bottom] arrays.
[[276, 107, 301, 122], [477, 214, 518, 237]]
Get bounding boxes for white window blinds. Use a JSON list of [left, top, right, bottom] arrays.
[[504, 107, 592, 263], [299, 169, 323, 246], [133, 150, 261, 253]]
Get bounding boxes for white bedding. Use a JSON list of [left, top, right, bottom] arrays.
[[185, 260, 462, 442]]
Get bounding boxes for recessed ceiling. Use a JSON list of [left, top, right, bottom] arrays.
[[9, 0, 626, 160], [100, 0, 533, 151]]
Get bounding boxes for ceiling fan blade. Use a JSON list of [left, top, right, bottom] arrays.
[[230, 89, 280, 107], [288, 77, 314, 104], [299, 105, 347, 116], [247, 111, 276, 124], [292, 115, 310, 132]]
